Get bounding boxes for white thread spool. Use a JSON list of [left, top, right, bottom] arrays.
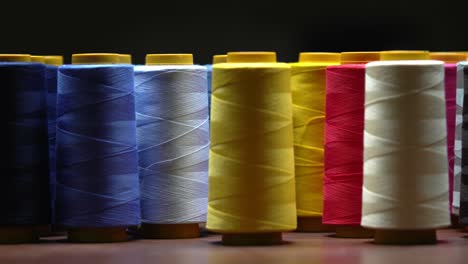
[[460, 62, 468, 226], [362, 60, 450, 244], [455, 62, 468, 216], [135, 54, 209, 239]]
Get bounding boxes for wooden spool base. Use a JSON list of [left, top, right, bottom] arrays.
[[67, 227, 128, 243], [0, 226, 39, 244], [374, 229, 437, 245], [140, 223, 200, 239], [296, 217, 334, 232], [335, 225, 374, 238], [222, 232, 283, 245]]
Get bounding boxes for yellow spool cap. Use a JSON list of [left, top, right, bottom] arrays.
[[31, 56, 45, 63], [146, 54, 193, 65], [72, 53, 120, 64], [227, 52, 276, 63], [341, 52, 380, 64], [44, 55, 63, 66], [429, 52, 467, 63], [299, 52, 340, 63], [119, 54, 132, 64], [213, 54, 227, 64], [380, 50, 430, 61], [0, 54, 31, 62]]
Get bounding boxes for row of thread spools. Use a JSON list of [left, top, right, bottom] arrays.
[[1, 50, 467, 245]]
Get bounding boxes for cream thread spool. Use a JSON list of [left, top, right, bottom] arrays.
[[207, 51, 297, 245], [362, 60, 450, 245]]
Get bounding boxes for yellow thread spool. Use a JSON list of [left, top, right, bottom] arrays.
[[138, 53, 201, 239], [429, 52, 467, 64], [119, 54, 132, 64], [341, 52, 380, 64], [213, 54, 227, 64], [380, 50, 430, 61], [64, 53, 129, 243], [290, 52, 339, 233], [0, 54, 39, 244], [207, 51, 297, 245], [44, 56, 64, 66]]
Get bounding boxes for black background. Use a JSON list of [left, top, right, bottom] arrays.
[[1, 0, 467, 64]]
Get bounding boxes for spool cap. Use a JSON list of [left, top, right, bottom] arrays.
[[31, 56, 45, 63], [0, 54, 31, 62], [213, 54, 227, 64], [119, 54, 132, 64], [227, 52, 276, 63], [44, 55, 63, 66], [341, 52, 380, 64], [72, 53, 120, 64], [299, 52, 340, 63], [146, 54, 193, 65], [429, 52, 467, 63], [380, 50, 430, 61]]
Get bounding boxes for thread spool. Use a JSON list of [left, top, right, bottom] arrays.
[[56, 53, 140, 243], [380, 50, 430, 61], [323, 52, 379, 238], [0, 54, 50, 244], [290, 52, 340, 233], [455, 62, 468, 218], [41, 55, 64, 236], [207, 51, 296, 245], [134, 53, 209, 239], [207, 55, 226, 119], [460, 62, 468, 225], [429, 53, 466, 226], [362, 60, 450, 244]]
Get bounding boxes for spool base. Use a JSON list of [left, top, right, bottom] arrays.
[[335, 225, 374, 238], [140, 223, 200, 239], [296, 217, 334, 232], [36, 225, 52, 237], [222, 232, 283, 245], [67, 227, 128, 243], [374, 229, 437, 245], [0, 226, 39, 244]]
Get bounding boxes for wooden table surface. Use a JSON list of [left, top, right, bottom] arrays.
[[0, 229, 466, 264]]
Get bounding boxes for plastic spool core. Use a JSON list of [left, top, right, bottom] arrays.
[[44, 56, 63, 66], [341, 52, 380, 64], [146, 54, 193, 65], [72, 53, 120, 64], [0, 53, 39, 244], [31, 56, 45, 63], [213, 54, 227, 64], [0, 54, 31, 62], [429, 52, 467, 64], [380, 50, 430, 61], [227, 51, 276, 63], [299, 52, 340, 63], [119, 54, 132, 64]]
